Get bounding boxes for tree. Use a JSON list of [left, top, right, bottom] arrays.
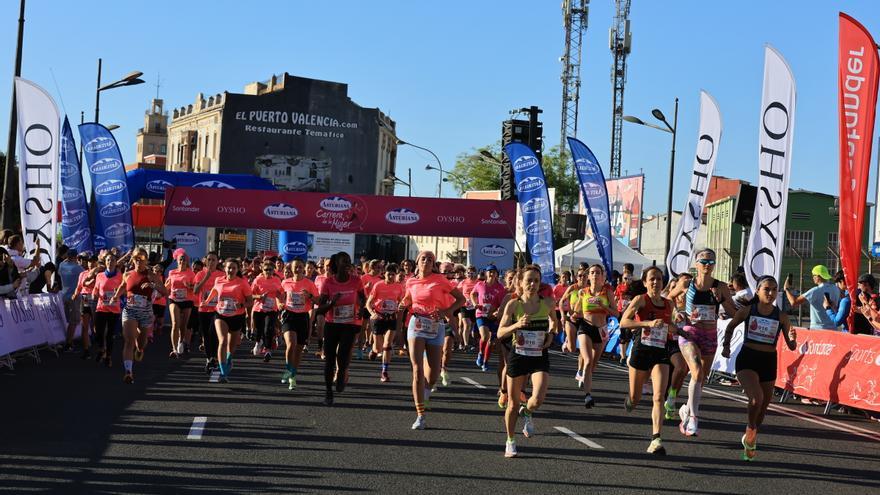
[[448, 143, 580, 251]]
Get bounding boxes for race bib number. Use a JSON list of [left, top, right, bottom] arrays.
[[409, 315, 440, 339], [202, 290, 218, 307], [172, 288, 188, 302], [81, 293, 92, 305], [261, 295, 276, 311], [692, 304, 716, 322], [481, 303, 493, 314], [642, 324, 669, 348], [333, 304, 355, 323], [748, 316, 779, 344], [217, 297, 238, 316], [380, 299, 397, 314], [515, 330, 545, 356], [465, 298, 475, 310], [128, 294, 149, 309], [101, 291, 113, 305], [287, 292, 305, 312]]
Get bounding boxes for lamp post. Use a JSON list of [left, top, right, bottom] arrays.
[[383, 168, 412, 257], [623, 97, 678, 260], [426, 163, 447, 255], [95, 58, 145, 124]]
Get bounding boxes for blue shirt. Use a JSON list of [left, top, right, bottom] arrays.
[[825, 292, 850, 332], [803, 283, 840, 330], [57, 260, 84, 299]]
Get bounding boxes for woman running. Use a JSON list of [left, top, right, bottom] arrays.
[[91, 252, 123, 368], [193, 252, 224, 373], [73, 255, 100, 357], [400, 250, 465, 429], [204, 259, 253, 383], [457, 265, 479, 352], [497, 265, 559, 458], [667, 248, 736, 436], [280, 259, 318, 390], [472, 265, 507, 373], [560, 269, 586, 384], [664, 272, 692, 419], [315, 252, 365, 405], [439, 261, 460, 387], [568, 264, 618, 408], [620, 266, 679, 455], [366, 262, 405, 382], [722, 276, 796, 461], [111, 247, 168, 384], [251, 261, 284, 362], [165, 248, 196, 358], [150, 264, 166, 346]]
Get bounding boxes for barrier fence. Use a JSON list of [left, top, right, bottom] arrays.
[[0, 294, 68, 370]]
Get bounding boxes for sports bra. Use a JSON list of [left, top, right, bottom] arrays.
[[580, 285, 611, 314]]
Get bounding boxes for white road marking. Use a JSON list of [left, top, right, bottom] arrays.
[[461, 377, 487, 389], [209, 371, 219, 383], [554, 426, 605, 449], [187, 416, 207, 440]]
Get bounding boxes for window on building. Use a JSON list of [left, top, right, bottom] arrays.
[[160, 144, 167, 154], [827, 232, 840, 273], [785, 230, 813, 258]]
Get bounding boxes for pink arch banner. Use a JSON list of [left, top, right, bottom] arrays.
[[163, 187, 517, 239]]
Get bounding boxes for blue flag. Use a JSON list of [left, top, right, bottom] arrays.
[[567, 137, 613, 277], [79, 123, 134, 251], [59, 117, 94, 254], [278, 231, 310, 262], [504, 143, 555, 284]]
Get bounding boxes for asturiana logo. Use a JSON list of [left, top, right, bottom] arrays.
[[89, 157, 122, 175], [513, 156, 539, 173], [60, 162, 78, 179], [94, 179, 126, 196], [84, 136, 115, 154], [575, 158, 600, 175], [591, 209, 608, 224], [93, 235, 107, 249], [62, 187, 84, 203], [320, 196, 352, 211], [385, 208, 420, 225], [526, 219, 551, 235], [100, 201, 130, 218], [597, 235, 611, 249], [264, 203, 299, 219], [522, 197, 548, 214], [583, 181, 606, 200], [104, 223, 133, 238], [63, 209, 87, 227], [192, 180, 234, 189], [66, 228, 91, 248], [480, 244, 508, 257], [530, 240, 553, 256], [173, 231, 200, 246], [145, 180, 174, 195], [283, 241, 309, 256], [517, 176, 545, 193]]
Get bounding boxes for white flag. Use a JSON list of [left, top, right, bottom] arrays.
[[665, 90, 722, 277], [744, 46, 796, 289], [14, 77, 60, 264]]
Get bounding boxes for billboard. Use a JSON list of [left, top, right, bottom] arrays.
[[579, 175, 643, 249]]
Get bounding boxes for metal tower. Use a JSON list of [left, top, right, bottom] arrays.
[[560, 0, 589, 150], [609, 0, 631, 177]]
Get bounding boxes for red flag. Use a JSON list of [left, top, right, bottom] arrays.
[[839, 13, 880, 332]]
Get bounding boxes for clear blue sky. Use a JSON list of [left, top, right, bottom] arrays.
[[1, 0, 879, 220]]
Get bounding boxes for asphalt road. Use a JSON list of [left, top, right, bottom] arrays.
[[2, 334, 879, 494]]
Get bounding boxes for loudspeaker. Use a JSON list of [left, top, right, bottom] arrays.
[[564, 213, 587, 240]]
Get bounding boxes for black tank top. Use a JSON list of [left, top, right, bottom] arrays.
[[743, 304, 782, 346]]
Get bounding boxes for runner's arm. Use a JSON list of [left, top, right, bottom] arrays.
[[722, 306, 750, 350], [496, 299, 520, 339], [619, 295, 647, 329]]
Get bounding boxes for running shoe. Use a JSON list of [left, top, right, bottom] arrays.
[[678, 404, 690, 436], [288, 376, 297, 390], [134, 349, 144, 362], [281, 370, 292, 384], [498, 392, 509, 409], [504, 440, 518, 458], [263, 352, 272, 363], [664, 396, 677, 420], [584, 394, 595, 409], [168, 351, 178, 359], [381, 371, 390, 382], [177, 341, 185, 355], [252, 342, 261, 356], [741, 428, 757, 461], [440, 370, 449, 387], [205, 360, 213, 375], [411, 415, 426, 430], [624, 395, 634, 413], [476, 355, 484, 368], [686, 415, 699, 437], [123, 372, 134, 384], [647, 438, 666, 455], [521, 410, 535, 438], [218, 375, 228, 384], [576, 370, 584, 389], [481, 364, 490, 372], [336, 377, 346, 393]]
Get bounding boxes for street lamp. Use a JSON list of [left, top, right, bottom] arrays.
[[425, 163, 448, 255], [383, 168, 413, 257], [95, 58, 144, 123], [623, 97, 678, 263]]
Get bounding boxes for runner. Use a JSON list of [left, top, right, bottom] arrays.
[[472, 265, 507, 373], [457, 265, 479, 352], [165, 248, 196, 358], [312, 257, 332, 359], [568, 264, 618, 408], [664, 272, 692, 419], [280, 259, 318, 390], [439, 261, 460, 386], [560, 269, 586, 385], [203, 258, 253, 383], [497, 265, 559, 458], [722, 275, 797, 461], [667, 248, 736, 436], [359, 260, 383, 359], [91, 252, 123, 368], [251, 261, 284, 362], [150, 264, 166, 346], [193, 252, 225, 374], [365, 262, 405, 382], [400, 250, 465, 429], [615, 267, 634, 365], [620, 266, 679, 454], [110, 247, 168, 383], [314, 252, 365, 405], [72, 254, 100, 357]]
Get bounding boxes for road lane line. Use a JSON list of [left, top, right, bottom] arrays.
[[209, 371, 219, 383], [554, 426, 605, 449], [187, 416, 207, 440], [461, 377, 487, 389]]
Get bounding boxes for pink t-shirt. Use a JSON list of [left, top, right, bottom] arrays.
[[93, 271, 123, 313], [314, 274, 327, 293], [472, 280, 507, 318], [370, 281, 405, 314], [77, 270, 98, 306], [319, 276, 364, 325], [211, 277, 252, 317], [281, 277, 318, 313], [195, 269, 225, 312], [361, 273, 382, 296], [405, 273, 455, 316], [457, 278, 478, 309], [251, 274, 283, 313], [165, 268, 196, 303]]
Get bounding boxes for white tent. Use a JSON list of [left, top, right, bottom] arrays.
[[555, 237, 654, 274]]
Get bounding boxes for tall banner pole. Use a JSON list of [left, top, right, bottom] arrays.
[[744, 46, 796, 290], [839, 13, 879, 332], [1, 0, 26, 229], [665, 90, 722, 277]]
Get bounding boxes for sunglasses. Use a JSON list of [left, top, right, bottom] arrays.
[[696, 259, 716, 266]]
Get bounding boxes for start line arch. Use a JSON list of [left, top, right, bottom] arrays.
[[163, 187, 517, 239]]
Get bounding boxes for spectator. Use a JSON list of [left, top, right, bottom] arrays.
[[823, 271, 853, 332], [0, 247, 22, 299], [855, 274, 880, 336], [784, 265, 840, 330], [724, 273, 753, 318]]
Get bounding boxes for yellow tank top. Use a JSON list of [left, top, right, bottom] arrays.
[[579, 286, 610, 314]]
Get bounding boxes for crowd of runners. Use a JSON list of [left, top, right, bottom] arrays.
[[2, 233, 800, 461]]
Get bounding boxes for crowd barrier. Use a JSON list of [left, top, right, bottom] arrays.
[[0, 293, 69, 370]]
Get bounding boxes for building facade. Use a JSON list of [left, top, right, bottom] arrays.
[[639, 211, 707, 269], [135, 99, 168, 163]]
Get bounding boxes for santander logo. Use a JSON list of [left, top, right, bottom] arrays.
[[481, 210, 507, 225], [385, 208, 420, 224], [264, 203, 299, 219], [171, 196, 199, 213], [320, 196, 352, 211]]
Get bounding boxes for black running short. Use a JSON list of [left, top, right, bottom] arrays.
[[506, 350, 550, 377], [281, 311, 310, 345], [170, 300, 194, 311], [628, 342, 671, 371], [370, 316, 397, 335], [152, 303, 165, 318], [216, 314, 246, 333], [577, 321, 603, 345], [735, 345, 777, 383]]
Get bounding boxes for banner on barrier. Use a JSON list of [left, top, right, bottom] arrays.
[[0, 294, 68, 358]]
